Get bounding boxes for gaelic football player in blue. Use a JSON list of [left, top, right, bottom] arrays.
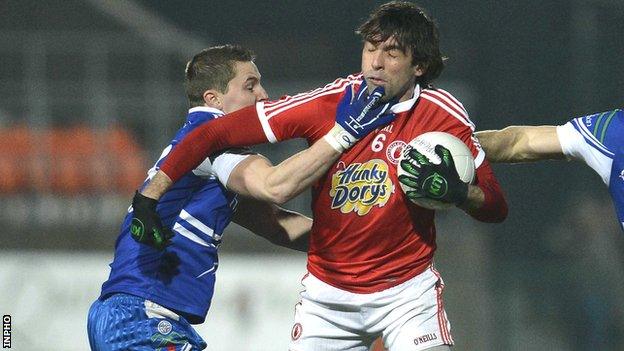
[[476, 109, 623, 231], [87, 44, 396, 350]]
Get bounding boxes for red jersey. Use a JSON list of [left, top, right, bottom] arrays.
[[160, 74, 507, 294], [256, 74, 496, 293]]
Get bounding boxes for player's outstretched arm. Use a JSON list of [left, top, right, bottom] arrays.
[[232, 197, 311, 252], [226, 143, 340, 205], [225, 83, 396, 204], [133, 82, 398, 249], [476, 126, 565, 163], [140, 82, 396, 202]]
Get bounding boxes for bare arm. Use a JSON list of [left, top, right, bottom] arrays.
[[475, 126, 565, 163], [231, 197, 310, 252], [143, 138, 340, 203], [226, 139, 341, 204]]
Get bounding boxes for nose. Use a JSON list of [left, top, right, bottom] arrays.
[[256, 85, 269, 101], [371, 50, 384, 70]]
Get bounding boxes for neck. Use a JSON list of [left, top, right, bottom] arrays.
[[398, 83, 417, 103]]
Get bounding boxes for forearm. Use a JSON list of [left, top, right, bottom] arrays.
[[461, 161, 508, 223], [271, 207, 311, 252], [261, 139, 341, 204], [141, 171, 173, 200], [476, 126, 564, 163], [476, 128, 523, 162], [232, 199, 310, 252]]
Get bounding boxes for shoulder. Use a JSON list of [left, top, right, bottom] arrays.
[[173, 109, 222, 141], [261, 74, 363, 118], [418, 87, 475, 130], [561, 109, 623, 157]]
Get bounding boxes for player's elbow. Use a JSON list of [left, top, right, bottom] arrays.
[[491, 201, 508, 223], [470, 194, 508, 223]]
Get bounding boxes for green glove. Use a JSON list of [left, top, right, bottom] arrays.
[[398, 145, 468, 205], [130, 191, 174, 250]]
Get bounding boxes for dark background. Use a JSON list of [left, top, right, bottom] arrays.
[[1, 1, 622, 349]]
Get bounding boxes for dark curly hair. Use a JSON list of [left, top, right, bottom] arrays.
[[357, 1, 445, 86]]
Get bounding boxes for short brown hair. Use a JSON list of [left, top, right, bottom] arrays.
[[184, 45, 256, 107], [357, 1, 445, 86]]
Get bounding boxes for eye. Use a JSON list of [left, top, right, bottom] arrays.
[[387, 50, 400, 59]]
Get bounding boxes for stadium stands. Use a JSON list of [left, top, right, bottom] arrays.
[[0, 125, 147, 194]]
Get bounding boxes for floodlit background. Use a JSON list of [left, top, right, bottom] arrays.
[[0, 0, 623, 350]]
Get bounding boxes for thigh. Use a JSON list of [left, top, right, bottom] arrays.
[[289, 299, 373, 351], [383, 268, 453, 351], [423, 346, 451, 351], [88, 294, 206, 351]]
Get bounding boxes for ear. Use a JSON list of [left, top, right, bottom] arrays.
[[202, 89, 223, 109], [413, 64, 426, 78]]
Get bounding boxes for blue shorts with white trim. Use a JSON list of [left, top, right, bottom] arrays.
[[87, 293, 206, 351]]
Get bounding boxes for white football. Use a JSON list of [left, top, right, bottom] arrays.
[[397, 132, 475, 210]]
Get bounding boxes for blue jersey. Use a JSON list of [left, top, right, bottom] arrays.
[[100, 107, 250, 324], [557, 109, 624, 231]]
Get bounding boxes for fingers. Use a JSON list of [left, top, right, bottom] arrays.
[[434, 144, 454, 167], [406, 190, 425, 201], [356, 79, 368, 97], [344, 84, 354, 103], [370, 112, 396, 129], [152, 228, 173, 251], [369, 86, 385, 100], [400, 159, 421, 177], [337, 85, 354, 110], [398, 174, 419, 188], [407, 148, 431, 166]]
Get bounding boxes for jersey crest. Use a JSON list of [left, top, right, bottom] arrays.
[[385, 140, 408, 165], [330, 159, 395, 215]]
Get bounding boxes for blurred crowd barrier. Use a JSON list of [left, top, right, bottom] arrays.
[[0, 125, 147, 194], [0, 252, 307, 351]]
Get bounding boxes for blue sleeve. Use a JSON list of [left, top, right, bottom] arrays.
[[571, 109, 623, 156], [610, 150, 624, 232]]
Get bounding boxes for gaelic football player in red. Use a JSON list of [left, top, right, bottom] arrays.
[[133, 2, 508, 350]]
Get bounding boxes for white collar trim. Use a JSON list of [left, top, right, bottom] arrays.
[[189, 106, 224, 115], [390, 85, 421, 113]]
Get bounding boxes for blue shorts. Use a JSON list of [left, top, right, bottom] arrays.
[[87, 293, 207, 351]]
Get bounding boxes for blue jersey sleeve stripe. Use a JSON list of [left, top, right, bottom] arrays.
[[599, 110, 618, 143], [592, 111, 607, 137], [571, 119, 614, 157]]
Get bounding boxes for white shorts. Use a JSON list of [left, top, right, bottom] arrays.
[[289, 265, 453, 351]]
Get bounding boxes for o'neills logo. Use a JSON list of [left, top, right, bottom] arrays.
[[414, 333, 438, 345], [330, 159, 394, 216]]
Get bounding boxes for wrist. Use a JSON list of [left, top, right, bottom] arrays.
[[454, 181, 469, 206], [456, 183, 485, 210], [323, 124, 357, 153]]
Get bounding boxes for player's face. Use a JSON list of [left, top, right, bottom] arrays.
[[361, 36, 424, 103], [221, 61, 268, 114]]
